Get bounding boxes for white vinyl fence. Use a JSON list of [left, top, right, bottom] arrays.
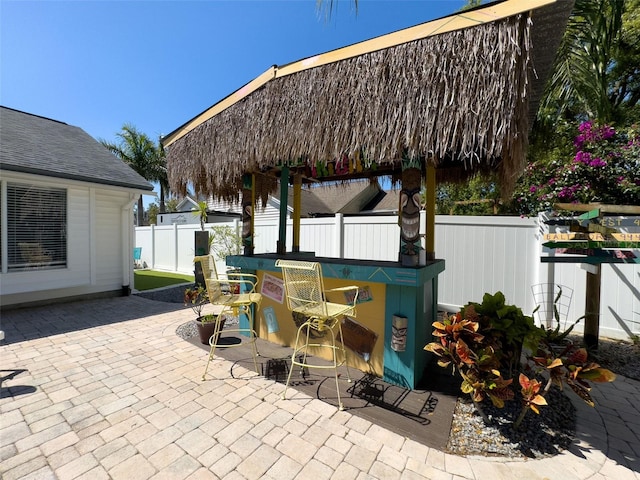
[[135, 214, 639, 341]]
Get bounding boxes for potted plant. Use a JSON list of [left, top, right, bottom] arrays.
[[184, 286, 225, 345]]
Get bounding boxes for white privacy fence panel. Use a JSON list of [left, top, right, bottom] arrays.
[[135, 226, 154, 270], [177, 225, 199, 273], [253, 221, 279, 254], [536, 261, 587, 330], [136, 214, 639, 341], [298, 217, 338, 257], [598, 264, 639, 339], [435, 216, 539, 316], [153, 225, 178, 272], [343, 216, 400, 261]]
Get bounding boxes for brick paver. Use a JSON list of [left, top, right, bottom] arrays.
[[0, 296, 638, 480]]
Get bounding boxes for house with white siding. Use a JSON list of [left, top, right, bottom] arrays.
[[0, 106, 154, 308]]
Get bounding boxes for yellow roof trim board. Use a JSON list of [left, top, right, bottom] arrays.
[[162, 0, 556, 148]]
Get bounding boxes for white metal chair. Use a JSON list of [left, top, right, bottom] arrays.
[[276, 259, 358, 410], [195, 255, 262, 379]]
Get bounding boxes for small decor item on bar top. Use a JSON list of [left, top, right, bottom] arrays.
[[184, 286, 225, 345]]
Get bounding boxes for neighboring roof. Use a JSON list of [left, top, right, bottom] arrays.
[[287, 187, 331, 217], [269, 186, 333, 218], [0, 106, 154, 191], [369, 190, 400, 213], [281, 181, 383, 217], [175, 195, 200, 211], [164, 0, 573, 202], [309, 181, 381, 214]]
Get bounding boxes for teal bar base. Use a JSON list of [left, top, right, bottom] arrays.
[[227, 253, 445, 389]]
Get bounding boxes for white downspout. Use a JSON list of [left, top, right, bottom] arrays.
[[122, 194, 139, 294]]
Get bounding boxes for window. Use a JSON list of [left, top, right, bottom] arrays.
[[6, 184, 67, 271]]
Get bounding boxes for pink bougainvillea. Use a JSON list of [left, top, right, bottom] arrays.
[[515, 122, 639, 215]]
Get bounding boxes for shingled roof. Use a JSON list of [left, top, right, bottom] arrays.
[[163, 0, 574, 203], [0, 106, 153, 191]]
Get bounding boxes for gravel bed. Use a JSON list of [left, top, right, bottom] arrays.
[[176, 320, 198, 339], [135, 283, 193, 303], [446, 336, 639, 459], [574, 334, 640, 382], [447, 382, 575, 458], [175, 317, 239, 340]]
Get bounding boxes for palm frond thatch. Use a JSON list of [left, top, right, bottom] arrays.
[[166, 1, 573, 202]]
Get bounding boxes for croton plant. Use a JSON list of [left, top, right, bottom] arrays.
[[425, 291, 616, 429]]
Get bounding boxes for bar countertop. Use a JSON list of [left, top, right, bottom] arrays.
[[226, 253, 445, 287]]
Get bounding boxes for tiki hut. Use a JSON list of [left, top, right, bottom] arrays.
[[163, 0, 574, 207], [162, 0, 575, 386]]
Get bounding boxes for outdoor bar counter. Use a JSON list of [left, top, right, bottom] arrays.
[[227, 253, 445, 389]]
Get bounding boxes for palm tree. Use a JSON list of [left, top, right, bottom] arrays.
[[154, 139, 169, 214], [538, 0, 626, 124], [193, 200, 208, 231], [100, 124, 163, 226]]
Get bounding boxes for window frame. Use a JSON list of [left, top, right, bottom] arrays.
[[4, 182, 68, 272]]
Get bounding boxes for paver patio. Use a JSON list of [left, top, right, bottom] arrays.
[[1, 295, 638, 479]]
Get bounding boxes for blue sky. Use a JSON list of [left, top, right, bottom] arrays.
[[1, 0, 468, 204]]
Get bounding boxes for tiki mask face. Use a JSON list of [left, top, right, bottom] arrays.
[[241, 204, 252, 239], [400, 188, 421, 243]]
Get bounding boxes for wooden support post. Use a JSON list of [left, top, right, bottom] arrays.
[[426, 164, 436, 261], [251, 173, 256, 249], [277, 167, 289, 254], [584, 266, 601, 350], [292, 174, 301, 253]]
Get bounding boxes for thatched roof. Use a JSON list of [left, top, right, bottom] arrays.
[[163, 0, 574, 203]]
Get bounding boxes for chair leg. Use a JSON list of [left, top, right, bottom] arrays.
[[327, 326, 344, 411], [336, 319, 352, 384], [245, 305, 260, 374], [281, 319, 346, 410], [300, 322, 312, 376], [282, 321, 309, 401], [202, 303, 262, 380]]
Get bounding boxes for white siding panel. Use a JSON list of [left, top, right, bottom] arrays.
[[208, 197, 242, 214], [94, 191, 123, 288], [255, 203, 282, 223], [1, 171, 146, 306], [65, 187, 91, 283]]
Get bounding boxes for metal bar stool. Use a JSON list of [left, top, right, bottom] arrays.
[[195, 255, 262, 379], [276, 259, 358, 410]]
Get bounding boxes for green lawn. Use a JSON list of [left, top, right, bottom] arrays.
[[134, 270, 194, 291]]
